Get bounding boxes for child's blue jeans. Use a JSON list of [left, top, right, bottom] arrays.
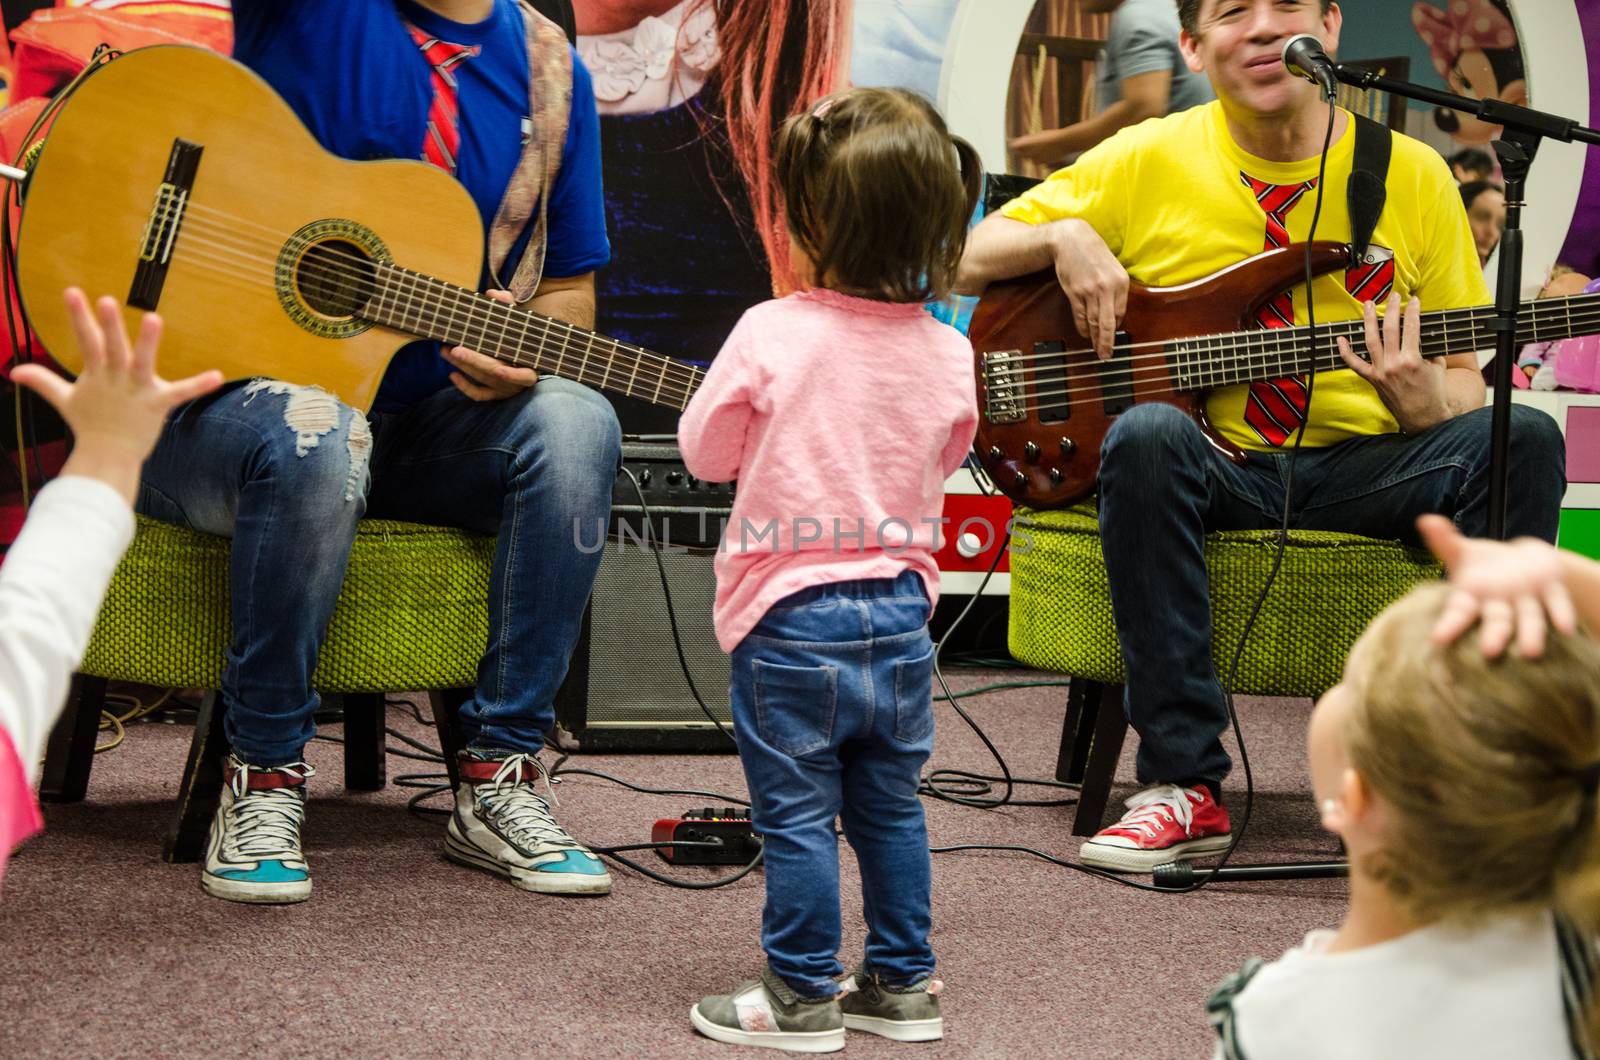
[[729, 570, 937, 999]]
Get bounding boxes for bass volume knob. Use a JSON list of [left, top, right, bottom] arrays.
[[1059, 437, 1077, 458], [1023, 441, 1040, 462]]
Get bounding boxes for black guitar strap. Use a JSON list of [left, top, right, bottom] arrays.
[[1347, 113, 1391, 268]]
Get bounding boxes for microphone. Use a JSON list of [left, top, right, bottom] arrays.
[[1282, 33, 1337, 102]]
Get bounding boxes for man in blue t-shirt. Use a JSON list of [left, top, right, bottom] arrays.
[[137, 0, 620, 904]]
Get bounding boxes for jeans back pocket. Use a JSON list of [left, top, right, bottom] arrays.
[[753, 660, 839, 757], [892, 643, 935, 746]]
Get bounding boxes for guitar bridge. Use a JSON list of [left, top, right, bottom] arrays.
[[981, 350, 1026, 424], [129, 138, 203, 310]]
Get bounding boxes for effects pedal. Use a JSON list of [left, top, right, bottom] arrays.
[[652, 807, 762, 865]]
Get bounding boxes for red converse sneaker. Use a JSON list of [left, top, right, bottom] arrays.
[[1079, 784, 1232, 872]]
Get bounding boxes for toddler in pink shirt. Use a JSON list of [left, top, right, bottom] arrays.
[[679, 87, 980, 1053]]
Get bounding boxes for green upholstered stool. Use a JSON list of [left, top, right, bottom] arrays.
[[40, 516, 494, 862], [1007, 504, 1440, 834]]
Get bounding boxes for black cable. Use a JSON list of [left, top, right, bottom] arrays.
[[618, 465, 738, 746]]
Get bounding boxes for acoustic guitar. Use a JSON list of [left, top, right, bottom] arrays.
[[14, 45, 702, 414], [969, 242, 1600, 510]]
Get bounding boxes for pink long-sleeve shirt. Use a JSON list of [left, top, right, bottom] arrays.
[[678, 288, 978, 651]]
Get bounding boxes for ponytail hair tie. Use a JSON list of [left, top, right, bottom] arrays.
[[1581, 762, 1600, 799]]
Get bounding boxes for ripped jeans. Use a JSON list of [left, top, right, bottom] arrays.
[[138, 377, 621, 766]]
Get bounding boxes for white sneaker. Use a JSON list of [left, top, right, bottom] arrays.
[[443, 751, 611, 895], [201, 755, 315, 904]]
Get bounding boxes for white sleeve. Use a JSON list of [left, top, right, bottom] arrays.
[[0, 476, 135, 783]]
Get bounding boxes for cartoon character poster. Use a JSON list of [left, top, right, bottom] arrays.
[[1410, 0, 1525, 148]]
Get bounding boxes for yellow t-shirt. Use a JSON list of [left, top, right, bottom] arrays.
[[999, 101, 1489, 450]]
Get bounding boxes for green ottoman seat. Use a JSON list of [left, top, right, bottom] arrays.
[[80, 516, 494, 692], [1006, 504, 1439, 833], [42, 516, 495, 862]]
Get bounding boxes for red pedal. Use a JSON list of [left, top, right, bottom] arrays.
[[652, 807, 761, 865]]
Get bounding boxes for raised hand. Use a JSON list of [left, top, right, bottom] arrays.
[[1418, 514, 1578, 658], [10, 288, 223, 502]]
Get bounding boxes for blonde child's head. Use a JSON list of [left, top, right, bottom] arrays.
[[1311, 581, 1600, 930], [774, 87, 981, 303]]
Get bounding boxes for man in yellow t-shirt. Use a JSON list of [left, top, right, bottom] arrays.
[[957, 0, 1566, 873]]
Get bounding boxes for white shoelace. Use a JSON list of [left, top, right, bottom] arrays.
[[224, 761, 315, 861], [474, 754, 577, 852], [1112, 784, 1200, 840]]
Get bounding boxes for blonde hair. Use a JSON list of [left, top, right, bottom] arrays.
[[1343, 582, 1600, 1038]]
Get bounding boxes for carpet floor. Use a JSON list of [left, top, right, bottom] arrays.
[[0, 669, 1345, 1059]]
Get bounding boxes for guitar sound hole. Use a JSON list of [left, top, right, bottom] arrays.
[[296, 239, 376, 318]]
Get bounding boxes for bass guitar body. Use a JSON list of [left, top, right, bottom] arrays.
[[16, 45, 484, 412], [967, 242, 1350, 510]]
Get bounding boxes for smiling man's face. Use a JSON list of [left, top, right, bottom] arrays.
[[1180, 0, 1342, 119]]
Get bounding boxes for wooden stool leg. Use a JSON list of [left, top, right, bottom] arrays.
[[1070, 681, 1129, 837], [342, 693, 387, 791], [427, 689, 469, 790], [1055, 677, 1102, 786], [40, 674, 107, 803], [163, 691, 228, 864]]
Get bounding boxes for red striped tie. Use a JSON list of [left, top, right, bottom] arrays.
[[409, 25, 479, 175], [1240, 173, 1318, 446]]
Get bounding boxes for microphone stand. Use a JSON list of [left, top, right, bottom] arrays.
[[1327, 65, 1600, 539]]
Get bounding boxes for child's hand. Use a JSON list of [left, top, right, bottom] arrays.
[[1418, 514, 1578, 658], [10, 288, 223, 503]]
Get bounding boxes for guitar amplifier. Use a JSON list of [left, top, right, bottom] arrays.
[[553, 440, 738, 753]]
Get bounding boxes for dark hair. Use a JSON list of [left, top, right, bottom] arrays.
[[1448, 147, 1495, 180], [1459, 179, 1504, 211], [775, 87, 981, 303], [1175, 0, 1333, 37]]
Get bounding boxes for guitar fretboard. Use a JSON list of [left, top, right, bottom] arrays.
[[1168, 292, 1600, 391], [363, 262, 704, 410]]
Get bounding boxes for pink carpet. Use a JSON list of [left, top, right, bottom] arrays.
[[0, 670, 1343, 1058]]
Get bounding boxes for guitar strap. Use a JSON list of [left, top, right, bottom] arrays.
[[485, 1, 573, 304], [1346, 113, 1391, 268]]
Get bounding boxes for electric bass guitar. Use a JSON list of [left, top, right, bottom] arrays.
[[969, 243, 1600, 509], [14, 45, 702, 414]]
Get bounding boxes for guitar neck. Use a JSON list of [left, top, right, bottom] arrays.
[[1181, 292, 1600, 390], [365, 262, 703, 411]]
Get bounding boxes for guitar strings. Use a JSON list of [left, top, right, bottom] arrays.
[[977, 296, 1589, 372], [136, 200, 705, 405], [163, 206, 703, 394], [162, 196, 1595, 376], [978, 300, 1600, 404], [125, 198, 1600, 413]]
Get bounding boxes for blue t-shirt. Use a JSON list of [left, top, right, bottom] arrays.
[[232, 0, 610, 411]]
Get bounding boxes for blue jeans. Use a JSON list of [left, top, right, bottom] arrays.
[[1097, 402, 1567, 792], [138, 376, 621, 765], [730, 571, 937, 999]]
